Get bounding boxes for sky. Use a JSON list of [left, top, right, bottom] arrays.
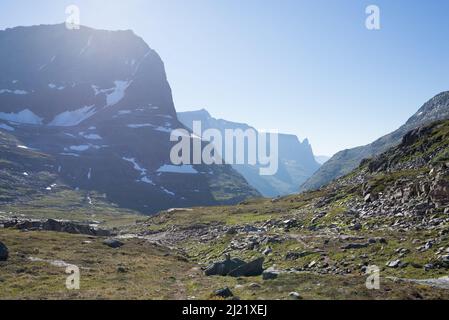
[[1, 0, 449, 156]]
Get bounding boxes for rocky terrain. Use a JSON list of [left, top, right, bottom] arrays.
[[1, 118, 448, 300]]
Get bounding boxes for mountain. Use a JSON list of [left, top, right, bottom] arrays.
[[178, 109, 321, 197], [0, 24, 260, 214], [314, 155, 330, 165], [300, 91, 449, 192]]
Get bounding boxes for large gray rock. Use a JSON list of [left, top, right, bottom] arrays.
[[103, 239, 124, 248], [204, 255, 246, 276], [0, 241, 8, 261], [386, 260, 402, 268], [214, 287, 233, 298], [228, 257, 264, 277], [262, 267, 280, 280], [42, 219, 63, 232], [205, 255, 265, 277]]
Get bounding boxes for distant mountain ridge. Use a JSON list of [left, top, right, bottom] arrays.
[[178, 109, 321, 197], [315, 155, 331, 165], [300, 91, 449, 192], [0, 24, 260, 214]]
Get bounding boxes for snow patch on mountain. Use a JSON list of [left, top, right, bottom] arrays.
[[106, 81, 132, 106], [122, 157, 155, 185], [157, 165, 198, 174], [0, 109, 43, 125], [48, 105, 96, 127], [60, 153, 80, 157], [127, 124, 152, 129], [68, 145, 90, 152], [0, 89, 29, 95], [82, 133, 102, 140], [48, 83, 65, 90], [127, 123, 172, 133], [91, 81, 131, 107], [160, 187, 175, 196], [0, 123, 14, 131], [80, 35, 93, 55], [38, 55, 56, 71]]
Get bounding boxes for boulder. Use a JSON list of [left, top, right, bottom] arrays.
[[364, 194, 374, 203], [262, 267, 280, 280], [350, 222, 362, 231], [16, 220, 42, 230], [103, 239, 124, 248], [205, 255, 265, 277], [0, 241, 8, 261], [289, 292, 303, 300], [262, 247, 272, 255], [214, 287, 233, 298], [429, 179, 449, 206], [386, 260, 401, 268], [228, 257, 265, 277], [42, 219, 63, 232], [204, 255, 246, 276]]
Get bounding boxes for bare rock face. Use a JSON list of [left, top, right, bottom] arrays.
[[429, 178, 449, 207]]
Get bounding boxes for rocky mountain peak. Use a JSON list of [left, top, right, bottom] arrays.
[[0, 24, 259, 213], [0, 23, 176, 124], [406, 91, 449, 128]]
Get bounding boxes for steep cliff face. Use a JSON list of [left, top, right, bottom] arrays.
[[300, 91, 449, 192], [0, 24, 259, 214], [178, 109, 320, 197]]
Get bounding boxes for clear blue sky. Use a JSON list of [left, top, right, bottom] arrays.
[[1, 0, 449, 156]]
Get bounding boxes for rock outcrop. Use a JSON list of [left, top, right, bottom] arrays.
[[1, 218, 111, 236]]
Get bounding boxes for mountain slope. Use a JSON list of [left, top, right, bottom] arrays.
[[300, 91, 449, 192], [116, 118, 449, 298], [178, 109, 321, 197], [0, 24, 259, 214]]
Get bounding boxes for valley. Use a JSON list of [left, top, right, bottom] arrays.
[[1, 118, 449, 300], [0, 22, 448, 301]]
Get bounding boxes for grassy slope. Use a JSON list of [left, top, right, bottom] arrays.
[[2, 228, 448, 300]]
